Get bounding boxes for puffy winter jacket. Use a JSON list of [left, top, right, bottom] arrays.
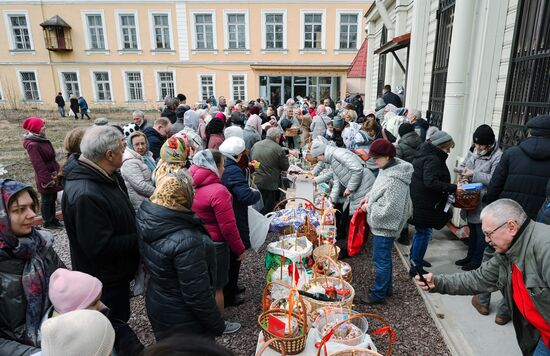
[[483, 136, 550, 219], [0, 232, 62, 355], [189, 165, 245, 256], [243, 127, 261, 151], [410, 143, 457, 229], [120, 148, 155, 211], [62, 158, 140, 287], [143, 127, 167, 161], [23, 134, 61, 194], [396, 131, 422, 163], [537, 179, 550, 225], [136, 199, 225, 337], [251, 138, 290, 191], [323, 145, 375, 215], [367, 158, 413, 236]]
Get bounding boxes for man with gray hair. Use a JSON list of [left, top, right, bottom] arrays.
[[406, 109, 429, 141], [250, 127, 289, 214], [415, 199, 550, 355], [132, 110, 150, 131], [62, 125, 140, 327]]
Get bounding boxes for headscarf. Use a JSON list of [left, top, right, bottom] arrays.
[[224, 126, 244, 139], [173, 129, 202, 156], [0, 179, 50, 346], [153, 137, 188, 183], [150, 170, 194, 212], [206, 118, 225, 135], [310, 137, 329, 157], [183, 110, 199, 131], [316, 105, 327, 116], [246, 114, 263, 135], [126, 132, 156, 172], [192, 149, 220, 176]]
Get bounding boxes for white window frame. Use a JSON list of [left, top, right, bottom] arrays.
[[300, 9, 326, 51], [154, 70, 177, 101], [229, 73, 247, 101], [261, 9, 287, 51], [57, 70, 82, 99], [191, 10, 217, 51], [90, 69, 114, 102], [122, 70, 145, 102], [115, 10, 141, 51], [148, 10, 175, 51], [81, 10, 109, 51], [3, 10, 34, 51], [17, 69, 41, 102], [223, 10, 249, 51], [0, 81, 4, 101], [335, 10, 362, 51], [197, 73, 216, 102]]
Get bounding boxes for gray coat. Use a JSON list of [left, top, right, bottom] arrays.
[[310, 114, 330, 139], [243, 127, 261, 151], [458, 145, 503, 223], [324, 145, 375, 214], [121, 148, 155, 210]]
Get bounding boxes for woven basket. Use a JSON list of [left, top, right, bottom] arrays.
[[313, 244, 340, 263], [285, 127, 300, 137], [301, 276, 354, 313], [312, 256, 353, 283], [256, 338, 287, 356], [453, 190, 481, 211]]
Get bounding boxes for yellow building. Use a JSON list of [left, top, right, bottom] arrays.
[[0, 0, 371, 110]]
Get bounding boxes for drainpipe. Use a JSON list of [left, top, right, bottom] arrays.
[[441, 0, 476, 172], [364, 21, 376, 111]]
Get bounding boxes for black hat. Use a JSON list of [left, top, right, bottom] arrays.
[[398, 122, 415, 137], [526, 115, 550, 137], [473, 124, 495, 145]]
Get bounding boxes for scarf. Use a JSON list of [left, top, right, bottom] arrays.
[[192, 149, 220, 176], [126, 133, 156, 172], [150, 171, 194, 212], [0, 179, 49, 346]]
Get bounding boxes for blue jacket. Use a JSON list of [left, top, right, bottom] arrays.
[[143, 127, 167, 161], [221, 157, 260, 249]]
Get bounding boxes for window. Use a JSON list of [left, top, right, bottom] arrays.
[[125, 72, 143, 101], [93, 72, 112, 101], [199, 75, 214, 101], [226, 13, 246, 50], [265, 13, 284, 49], [19, 71, 40, 101], [259, 75, 341, 106], [231, 75, 246, 101], [86, 14, 106, 49], [8, 14, 32, 50], [152, 14, 171, 49], [119, 14, 138, 49], [157, 72, 175, 100], [303, 13, 323, 49], [194, 14, 214, 50], [61, 72, 80, 97], [339, 14, 358, 49]]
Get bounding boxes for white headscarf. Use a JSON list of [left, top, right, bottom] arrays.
[[192, 149, 220, 176]]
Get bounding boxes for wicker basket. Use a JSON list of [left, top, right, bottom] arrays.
[[285, 127, 300, 137], [453, 190, 481, 211], [301, 276, 354, 313], [312, 256, 353, 283], [313, 244, 340, 263], [256, 338, 287, 356]]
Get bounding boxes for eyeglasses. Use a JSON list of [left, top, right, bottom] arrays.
[[483, 221, 509, 239]]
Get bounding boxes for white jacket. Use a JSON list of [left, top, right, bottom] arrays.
[[120, 148, 155, 211]]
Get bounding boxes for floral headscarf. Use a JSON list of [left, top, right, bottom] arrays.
[[153, 137, 188, 184], [245, 114, 263, 135], [150, 170, 194, 212]]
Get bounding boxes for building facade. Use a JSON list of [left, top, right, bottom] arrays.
[[0, 0, 371, 110]]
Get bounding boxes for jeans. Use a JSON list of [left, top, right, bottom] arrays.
[[57, 106, 65, 117], [477, 245, 510, 316], [410, 227, 433, 271], [40, 192, 58, 226], [534, 339, 550, 356], [466, 223, 487, 266], [369, 235, 394, 301]]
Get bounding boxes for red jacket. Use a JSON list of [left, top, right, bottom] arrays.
[[23, 135, 61, 194], [189, 165, 245, 256]]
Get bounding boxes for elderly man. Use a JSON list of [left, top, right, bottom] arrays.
[[143, 117, 172, 161], [132, 110, 151, 131], [406, 109, 429, 141], [416, 199, 550, 355], [62, 125, 140, 324], [251, 127, 289, 214]]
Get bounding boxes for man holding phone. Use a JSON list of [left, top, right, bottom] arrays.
[[415, 199, 550, 355]]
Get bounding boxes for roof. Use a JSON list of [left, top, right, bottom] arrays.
[[347, 39, 368, 78], [40, 15, 71, 28], [374, 32, 410, 54]]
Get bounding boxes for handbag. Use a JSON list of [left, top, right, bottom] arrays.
[[348, 208, 368, 256]]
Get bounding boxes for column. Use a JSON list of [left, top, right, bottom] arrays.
[[392, 0, 408, 91], [364, 21, 376, 110]]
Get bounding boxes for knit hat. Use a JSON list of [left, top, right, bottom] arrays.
[[369, 138, 396, 158], [526, 115, 550, 137], [41, 310, 115, 356], [398, 122, 415, 137], [224, 126, 244, 139], [219, 136, 246, 157], [332, 116, 344, 130], [472, 124, 495, 145], [215, 112, 226, 122], [206, 118, 225, 135], [48, 268, 103, 314], [310, 137, 328, 157], [22, 117, 45, 134], [429, 130, 453, 146], [230, 111, 245, 127], [94, 117, 109, 126], [160, 136, 188, 163]]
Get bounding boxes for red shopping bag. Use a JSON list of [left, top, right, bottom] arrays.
[[348, 209, 368, 256]]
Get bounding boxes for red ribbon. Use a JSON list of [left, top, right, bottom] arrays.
[[371, 326, 397, 342]]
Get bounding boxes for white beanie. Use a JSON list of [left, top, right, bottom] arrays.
[[224, 125, 244, 139], [41, 310, 115, 356], [219, 136, 246, 157], [310, 137, 328, 157]]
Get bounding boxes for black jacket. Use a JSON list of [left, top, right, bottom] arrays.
[[136, 200, 225, 337], [143, 127, 167, 161], [381, 91, 403, 108], [61, 160, 139, 288], [410, 143, 457, 229], [484, 136, 550, 219], [161, 107, 177, 124], [55, 95, 65, 107], [69, 97, 79, 113], [396, 131, 422, 163]]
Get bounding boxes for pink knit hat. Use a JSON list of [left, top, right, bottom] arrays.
[[48, 268, 103, 314], [22, 117, 45, 134]]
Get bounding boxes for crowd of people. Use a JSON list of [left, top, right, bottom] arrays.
[[1, 85, 549, 355]]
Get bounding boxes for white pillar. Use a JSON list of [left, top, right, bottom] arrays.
[[364, 21, 376, 110], [405, 0, 430, 111], [384, 28, 394, 88], [392, 0, 408, 91], [441, 0, 476, 170]]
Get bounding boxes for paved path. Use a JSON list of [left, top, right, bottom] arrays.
[[395, 227, 522, 356]]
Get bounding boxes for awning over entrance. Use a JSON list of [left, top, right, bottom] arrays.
[[374, 33, 411, 55], [250, 64, 350, 71]]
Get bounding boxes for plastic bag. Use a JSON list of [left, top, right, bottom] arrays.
[[251, 188, 264, 212], [248, 208, 273, 252], [348, 209, 367, 256]]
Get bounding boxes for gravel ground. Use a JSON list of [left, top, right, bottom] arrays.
[[50, 229, 450, 355]]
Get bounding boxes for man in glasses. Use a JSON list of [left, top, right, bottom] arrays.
[[415, 199, 550, 356]]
